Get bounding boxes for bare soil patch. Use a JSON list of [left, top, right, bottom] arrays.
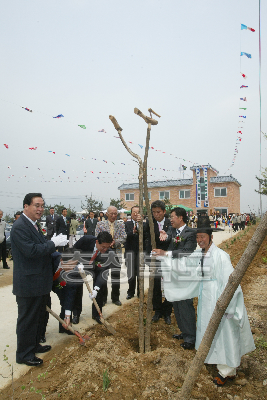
[[1, 224, 267, 399]]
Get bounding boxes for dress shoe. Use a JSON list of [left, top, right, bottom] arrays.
[[164, 316, 171, 325], [102, 301, 106, 307], [180, 342, 195, 350], [126, 294, 133, 300], [72, 316, 79, 324], [172, 333, 183, 340], [152, 313, 162, 323], [36, 345, 52, 354], [18, 356, 43, 367], [3, 265, 10, 269], [39, 336, 46, 343], [112, 300, 122, 306], [59, 326, 74, 335]]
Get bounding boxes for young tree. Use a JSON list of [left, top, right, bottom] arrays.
[[109, 107, 160, 353], [255, 168, 267, 195], [81, 195, 103, 213], [109, 198, 126, 209]]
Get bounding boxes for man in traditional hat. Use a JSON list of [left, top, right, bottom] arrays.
[[155, 216, 255, 386]]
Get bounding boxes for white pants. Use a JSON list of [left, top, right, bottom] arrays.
[[217, 364, 236, 378]]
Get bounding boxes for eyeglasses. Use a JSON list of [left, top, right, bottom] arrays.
[[33, 204, 45, 209]]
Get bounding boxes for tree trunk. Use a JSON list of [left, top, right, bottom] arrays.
[[109, 115, 146, 353], [143, 124, 157, 352], [138, 162, 145, 353], [179, 212, 267, 399]]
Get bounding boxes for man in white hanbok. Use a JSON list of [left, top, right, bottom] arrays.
[[156, 216, 255, 386]]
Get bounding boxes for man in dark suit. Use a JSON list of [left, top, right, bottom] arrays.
[[125, 206, 142, 299], [11, 193, 68, 366], [46, 207, 58, 240], [85, 211, 98, 236], [56, 208, 70, 252], [73, 231, 114, 323], [144, 200, 172, 324], [153, 207, 197, 350]]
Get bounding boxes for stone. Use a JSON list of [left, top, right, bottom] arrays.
[[235, 378, 248, 386], [263, 379, 267, 386], [226, 394, 233, 400]]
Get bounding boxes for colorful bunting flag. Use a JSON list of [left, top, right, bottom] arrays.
[[240, 52, 252, 58], [240, 72, 247, 79], [4, 144, 9, 149], [240, 85, 248, 88], [22, 107, 33, 112], [53, 114, 64, 118], [78, 125, 86, 129], [240, 97, 247, 101], [241, 24, 255, 32]]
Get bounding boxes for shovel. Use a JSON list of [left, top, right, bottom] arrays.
[[46, 306, 90, 345], [79, 270, 116, 335]]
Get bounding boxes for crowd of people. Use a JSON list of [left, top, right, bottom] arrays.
[[0, 193, 256, 388]]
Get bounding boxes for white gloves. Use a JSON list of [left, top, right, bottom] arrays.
[[89, 286, 100, 300], [51, 233, 69, 247], [77, 263, 84, 272]]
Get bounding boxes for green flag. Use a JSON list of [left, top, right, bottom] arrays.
[[78, 125, 86, 129]]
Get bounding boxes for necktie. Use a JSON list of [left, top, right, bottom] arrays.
[[34, 224, 38, 231], [158, 221, 162, 231], [52, 215, 54, 220], [89, 250, 99, 265], [176, 229, 180, 235], [109, 222, 114, 238]]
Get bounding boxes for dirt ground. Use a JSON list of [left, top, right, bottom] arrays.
[[1, 224, 267, 400]]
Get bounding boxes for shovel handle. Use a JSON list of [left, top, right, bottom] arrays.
[[46, 306, 76, 334], [79, 271, 103, 317]]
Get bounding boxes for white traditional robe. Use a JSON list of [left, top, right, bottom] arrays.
[[161, 243, 255, 367]]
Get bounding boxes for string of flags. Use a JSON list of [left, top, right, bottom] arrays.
[[224, 22, 255, 174], [3, 142, 194, 183]]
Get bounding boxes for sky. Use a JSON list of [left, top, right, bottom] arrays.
[[0, 0, 266, 216]]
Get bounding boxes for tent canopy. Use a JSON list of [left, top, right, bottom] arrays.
[[169, 204, 193, 212]]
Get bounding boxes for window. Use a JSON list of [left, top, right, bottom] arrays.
[[179, 190, 190, 199], [125, 193, 134, 201], [214, 188, 227, 197], [143, 192, 151, 200], [200, 177, 206, 201], [159, 191, 170, 200]]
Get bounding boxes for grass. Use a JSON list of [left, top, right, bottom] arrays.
[[102, 369, 111, 392]]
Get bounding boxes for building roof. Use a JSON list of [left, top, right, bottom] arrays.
[[118, 179, 193, 190], [210, 175, 241, 186], [190, 164, 219, 173]]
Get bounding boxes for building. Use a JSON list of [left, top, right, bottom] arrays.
[[118, 164, 241, 216]]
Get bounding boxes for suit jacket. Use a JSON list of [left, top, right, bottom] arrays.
[[144, 217, 172, 253], [74, 235, 115, 288], [56, 216, 70, 237], [85, 218, 98, 236], [167, 225, 197, 258], [124, 220, 140, 254], [95, 220, 126, 250], [46, 214, 59, 236], [11, 214, 56, 297]]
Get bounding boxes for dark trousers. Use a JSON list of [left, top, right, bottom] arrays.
[[0, 238, 8, 267], [102, 265, 120, 303], [16, 293, 49, 362], [126, 251, 139, 297], [92, 274, 104, 318], [173, 299, 196, 344], [73, 284, 83, 317], [153, 273, 172, 317]]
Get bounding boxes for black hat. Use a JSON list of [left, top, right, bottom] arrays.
[[195, 216, 223, 232]]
